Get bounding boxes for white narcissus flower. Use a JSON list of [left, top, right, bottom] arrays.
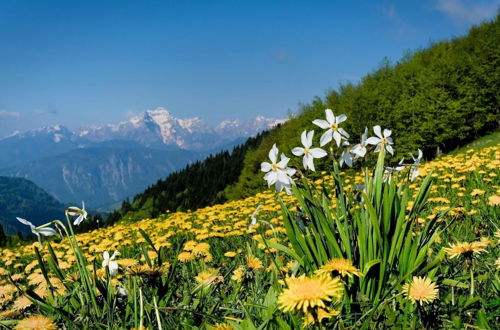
[[384, 158, 405, 183], [366, 125, 394, 155], [352, 127, 369, 159], [67, 201, 87, 226], [102, 251, 120, 276], [16, 217, 57, 246], [260, 144, 295, 194], [249, 205, 262, 230], [312, 109, 350, 147], [409, 149, 423, 182], [291, 130, 327, 172], [339, 141, 354, 168]]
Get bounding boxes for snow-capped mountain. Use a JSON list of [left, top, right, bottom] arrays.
[[75, 107, 284, 150], [2, 107, 285, 152], [0, 108, 286, 207], [215, 115, 286, 140]]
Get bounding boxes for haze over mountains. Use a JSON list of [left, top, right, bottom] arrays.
[[0, 108, 285, 208]]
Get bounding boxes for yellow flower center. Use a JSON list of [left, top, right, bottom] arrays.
[[304, 148, 310, 155], [271, 164, 279, 171], [330, 123, 338, 130]]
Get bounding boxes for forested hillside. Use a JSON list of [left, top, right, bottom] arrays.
[[108, 131, 269, 221], [115, 15, 499, 219], [225, 15, 499, 199], [0, 176, 65, 235]]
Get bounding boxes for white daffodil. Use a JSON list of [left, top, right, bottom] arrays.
[[339, 141, 354, 168], [102, 251, 120, 276], [67, 201, 87, 226], [383, 158, 405, 182], [312, 109, 350, 147], [366, 125, 394, 155], [409, 149, 423, 182], [291, 130, 327, 172], [249, 205, 262, 230], [16, 217, 57, 246], [261, 144, 295, 194], [351, 127, 369, 159]]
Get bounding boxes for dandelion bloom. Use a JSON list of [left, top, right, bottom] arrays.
[[402, 276, 439, 305], [316, 258, 362, 278], [195, 268, 223, 286], [177, 252, 194, 262], [246, 255, 263, 270], [13, 295, 33, 310], [0, 309, 21, 320], [303, 307, 339, 327], [126, 264, 167, 278], [14, 315, 57, 330], [488, 195, 500, 206], [470, 189, 485, 196], [211, 323, 233, 330], [443, 241, 488, 258], [278, 274, 343, 313], [231, 266, 246, 282], [183, 240, 198, 251], [224, 251, 237, 258]]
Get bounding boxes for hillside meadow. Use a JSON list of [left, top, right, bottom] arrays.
[[0, 130, 498, 329]]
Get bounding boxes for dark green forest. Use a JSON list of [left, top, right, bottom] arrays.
[[114, 15, 499, 220]]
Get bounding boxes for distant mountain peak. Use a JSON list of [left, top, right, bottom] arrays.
[[2, 107, 286, 150]]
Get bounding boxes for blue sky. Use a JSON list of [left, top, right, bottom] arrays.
[[0, 0, 498, 136]]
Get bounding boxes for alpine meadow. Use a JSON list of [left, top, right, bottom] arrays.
[[0, 9, 499, 330]]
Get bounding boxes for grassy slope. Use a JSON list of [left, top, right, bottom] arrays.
[[0, 134, 498, 328]]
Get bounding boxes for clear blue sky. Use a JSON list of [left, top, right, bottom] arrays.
[[0, 0, 498, 136]]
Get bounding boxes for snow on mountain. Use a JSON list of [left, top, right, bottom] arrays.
[[215, 115, 286, 139], [16, 124, 75, 141], [2, 107, 286, 150], [74, 107, 285, 150]]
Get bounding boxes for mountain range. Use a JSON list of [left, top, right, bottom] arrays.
[[0, 108, 285, 208]]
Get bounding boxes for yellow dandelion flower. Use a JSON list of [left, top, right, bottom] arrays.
[[13, 295, 33, 310], [470, 189, 485, 196], [177, 252, 194, 262], [183, 240, 198, 251], [209, 323, 233, 330], [402, 276, 439, 305], [316, 258, 362, 278], [195, 268, 223, 286], [116, 258, 139, 268], [278, 274, 343, 313], [488, 195, 500, 206], [0, 309, 21, 320], [443, 241, 488, 258], [224, 251, 237, 258], [192, 242, 211, 256], [0, 284, 16, 298], [126, 265, 167, 278], [246, 255, 263, 270], [303, 307, 340, 327], [231, 266, 246, 282], [14, 315, 57, 330]]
